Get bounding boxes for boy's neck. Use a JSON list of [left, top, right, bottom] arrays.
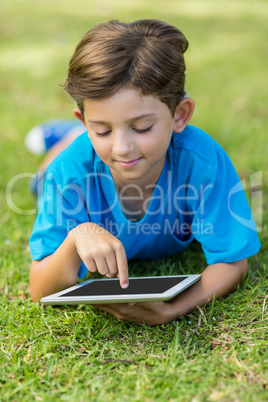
[[112, 175, 160, 223]]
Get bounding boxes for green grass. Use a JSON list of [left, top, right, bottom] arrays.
[[0, 0, 267, 400]]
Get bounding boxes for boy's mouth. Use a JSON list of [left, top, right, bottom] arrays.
[[116, 157, 142, 168]]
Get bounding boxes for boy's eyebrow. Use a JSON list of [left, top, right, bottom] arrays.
[[87, 113, 157, 125]]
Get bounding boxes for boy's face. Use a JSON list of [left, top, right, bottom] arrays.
[[81, 88, 177, 188]]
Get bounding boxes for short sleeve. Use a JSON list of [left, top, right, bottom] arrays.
[[190, 149, 261, 264], [29, 170, 90, 278]]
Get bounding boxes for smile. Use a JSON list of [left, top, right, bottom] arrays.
[[116, 158, 142, 169]]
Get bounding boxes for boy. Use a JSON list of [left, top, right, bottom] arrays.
[[29, 19, 261, 325]]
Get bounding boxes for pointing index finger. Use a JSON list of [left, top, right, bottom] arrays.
[[115, 243, 129, 288]]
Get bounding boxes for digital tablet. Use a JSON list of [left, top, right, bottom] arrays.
[[40, 275, 201, 305]]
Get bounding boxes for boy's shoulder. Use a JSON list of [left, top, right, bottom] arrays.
[[46, 132, 96, 186], [172, 124, 223, 167]]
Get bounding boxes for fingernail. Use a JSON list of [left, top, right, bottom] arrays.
[[122, 283, 129, 289]]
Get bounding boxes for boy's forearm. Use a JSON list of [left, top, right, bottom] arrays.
[[30, 232, 82, 302], [169, 259, 248, 319]]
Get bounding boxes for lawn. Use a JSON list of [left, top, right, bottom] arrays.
[[0, 0, 267, 400]]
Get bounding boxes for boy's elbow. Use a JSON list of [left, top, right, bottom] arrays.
[[235, 258, 248, 283], [30, 286, 41, 303], [241, 258, 248, 276], [29, 260, 42, 302], [30, 292, 40, 303], [30, 287, 40, 303]]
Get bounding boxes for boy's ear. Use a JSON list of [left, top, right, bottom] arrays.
[[173, 98, 195, 133], [73, 108, 87, 128]]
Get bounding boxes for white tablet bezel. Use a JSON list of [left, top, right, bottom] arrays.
[[40, 275, 201, 305]]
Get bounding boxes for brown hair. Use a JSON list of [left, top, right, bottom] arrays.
[[64, 19, 188, 116]]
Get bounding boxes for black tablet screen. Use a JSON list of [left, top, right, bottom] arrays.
[[60, 277, 187, 297]]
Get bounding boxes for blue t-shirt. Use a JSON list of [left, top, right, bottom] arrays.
[[29, 125, 261, 278]]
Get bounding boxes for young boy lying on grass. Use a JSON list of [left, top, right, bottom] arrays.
[[29, 19, 261, 325]]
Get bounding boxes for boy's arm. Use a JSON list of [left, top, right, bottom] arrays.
[[95, 259, 248, 325], [168, 258, 248, 319], [30, 233, 82, 302]]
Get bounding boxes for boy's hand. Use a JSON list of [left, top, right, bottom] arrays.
[[69, 223, 129, 288], [94, 301, 176, 326]]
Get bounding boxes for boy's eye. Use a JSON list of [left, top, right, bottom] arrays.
[[94, 130, 112, 137], [93, 124, 153, 136], [134, 125, 153, 134]]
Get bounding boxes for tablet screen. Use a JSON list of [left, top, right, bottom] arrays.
[[60, 276, 187, 297]]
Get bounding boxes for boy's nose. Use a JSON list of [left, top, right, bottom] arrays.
[[112, 130, 134, 157]]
